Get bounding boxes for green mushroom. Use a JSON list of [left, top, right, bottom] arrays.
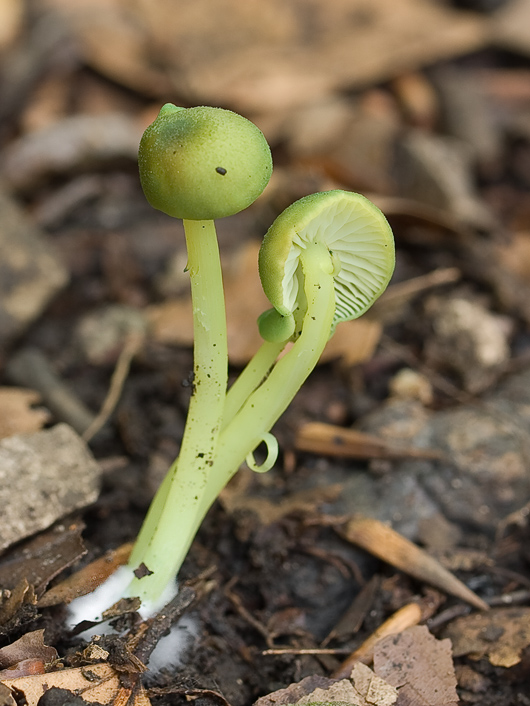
[[128, 105, 272, 603], [206, 190, 395, 502], [119, 107, 394, 609], [138, 103, 272, 220], [259, 190, 394, 331]]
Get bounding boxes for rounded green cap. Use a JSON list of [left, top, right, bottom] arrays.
[[257, 308, 296, 343], [138, 104, 273, 220]]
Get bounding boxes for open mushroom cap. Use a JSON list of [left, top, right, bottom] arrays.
[[258, 190, 395, 328]]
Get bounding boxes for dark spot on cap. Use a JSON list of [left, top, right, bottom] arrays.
[[216, 167, 227, 175]]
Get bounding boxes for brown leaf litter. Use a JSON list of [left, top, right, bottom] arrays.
[[443, 606, 530, 668], [258, 626, 458, 706], [40, 0, 490, 111], [0, 586, 198, 706], [0, 388, 50, 440]]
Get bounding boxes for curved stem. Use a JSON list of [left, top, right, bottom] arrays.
[[201, 240, 335, 517], [127, 219, 228, 602], [223, 339, 285, 429]]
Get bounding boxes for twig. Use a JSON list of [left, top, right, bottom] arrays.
[[295, 421, 444, 461], [6, 347, 95, 434], [83, 334, 143, 442], [331, 602, 422, 678], [263, 647, 353, 656], [224, 579, 274, 647], [427, 588, 530, 630], [374, 267, 462, 313], [342, 516, 489, 611]]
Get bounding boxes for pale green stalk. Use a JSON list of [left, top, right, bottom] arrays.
[[223, 340, 285, 428], [200, 241, 335, 515], [127, 219, 228, 602]]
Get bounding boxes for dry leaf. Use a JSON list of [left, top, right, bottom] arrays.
[[0, 520, 85, 596], [1, 663, 151, 706], [374, 626, 458, 706], [320, 318, 382, 366], [342, 516, 488, 611], [492, 0, 530, 57], [42, 0, 488, 112], [297, 663, 397, 706], [443, 607, 530, 668], [393, 129, 496, 231], [0, 190, 69, 350], [3, 114, 143, 192], [463, 235, 530, 325], [496, 231, 530, 282], [0, 630, 57, 680], [350, 663, 398, 706], [0, 388, 50, 439], [254, 675, 340, 706]]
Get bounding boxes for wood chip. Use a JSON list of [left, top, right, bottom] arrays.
[[38, 542, 133, 607], [0, 520, 85, 596], [342, 516, 489, 611], [0, 0, 23, 49], [295, 421, 443, 460]]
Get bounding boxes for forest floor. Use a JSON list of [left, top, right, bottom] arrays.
[[2, 1, 530, 705]]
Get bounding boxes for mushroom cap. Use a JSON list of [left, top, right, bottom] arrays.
[[258, 190, 395, 327], [257, 308, 296, 343], [138, 104, 273, 220]]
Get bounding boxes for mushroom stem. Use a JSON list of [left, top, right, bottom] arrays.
[[223, 339, 286, 428], [127, 219, 228, 602], [200, 240, 336, 514]]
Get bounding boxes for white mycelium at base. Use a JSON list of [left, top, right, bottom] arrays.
[[67, 566, 179, 627], [68, 566, 198, 675], [67, 567, 197, 671], [147, 614, 199, 673]]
